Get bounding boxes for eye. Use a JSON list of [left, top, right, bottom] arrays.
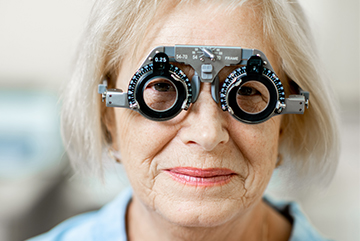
[[143, 78, 178, 111], [236, 81, 270, 114], [237, 86, 259, 96], [152, 82, 175, 92]]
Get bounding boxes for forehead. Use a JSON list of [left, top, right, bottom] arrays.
[[136, 2, 269, 63]]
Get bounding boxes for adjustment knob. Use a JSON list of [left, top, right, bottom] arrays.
[[201, 47, 216, 61]]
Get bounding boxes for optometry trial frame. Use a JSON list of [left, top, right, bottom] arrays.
[[98, 45, 309, 124]]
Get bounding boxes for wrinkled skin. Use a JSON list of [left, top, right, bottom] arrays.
[[112, 2, 290, 241]]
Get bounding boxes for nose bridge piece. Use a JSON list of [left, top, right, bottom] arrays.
[[191, 73, 220, 104], [211, 75, 220, 103], [190, 72, 201, 103]]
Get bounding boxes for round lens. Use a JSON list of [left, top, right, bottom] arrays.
[[236, 81, 270, 114], [143, 77, 178, 111]]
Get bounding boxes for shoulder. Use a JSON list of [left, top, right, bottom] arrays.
[[264, 196, 335, 241], [27, 187, 132, 241]]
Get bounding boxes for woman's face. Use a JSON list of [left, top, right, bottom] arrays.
[[114, 2, 282, 227]]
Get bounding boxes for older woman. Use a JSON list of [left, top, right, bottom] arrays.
[[29, 0, 339, 240]]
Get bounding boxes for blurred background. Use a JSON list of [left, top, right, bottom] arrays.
[[0, 0, 359, 240]]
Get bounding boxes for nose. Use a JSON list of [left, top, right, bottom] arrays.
[[179, 83, 229, 151]]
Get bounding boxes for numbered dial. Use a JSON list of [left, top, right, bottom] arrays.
[[189, 47, 224, 62]]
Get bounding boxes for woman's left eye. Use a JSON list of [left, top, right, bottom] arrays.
[[153, 82, 172, 92], [237, 86, 259, 96]]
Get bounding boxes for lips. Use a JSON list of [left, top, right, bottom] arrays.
[[164, 167, 236, 187]]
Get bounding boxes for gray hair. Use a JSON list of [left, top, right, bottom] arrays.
[[61, 0, 339, 194]]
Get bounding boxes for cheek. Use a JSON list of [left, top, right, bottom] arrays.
[[229, 116, 281, 200], [114, 108, 182, 189], [230, 115, 281, 158], [115, 109, 181, 160]]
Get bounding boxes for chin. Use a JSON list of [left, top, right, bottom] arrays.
[[133, 171, 259, 228], [149, 180, 248, 228], [157, 198, 244, 228]]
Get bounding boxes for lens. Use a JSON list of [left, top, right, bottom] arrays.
[[236, 81, 270, 114], [143, 77, 178, 111]]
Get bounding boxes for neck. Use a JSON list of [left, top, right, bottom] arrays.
[[127, 195, 269, 241]]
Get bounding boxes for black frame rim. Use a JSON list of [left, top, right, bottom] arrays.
[[135, 72, 186, 120], [226, 74, 278, 124]]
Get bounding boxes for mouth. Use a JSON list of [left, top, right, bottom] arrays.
[[164, 167, 237, 187]]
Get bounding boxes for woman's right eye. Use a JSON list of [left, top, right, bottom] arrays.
[[143, 78, 178, 111]]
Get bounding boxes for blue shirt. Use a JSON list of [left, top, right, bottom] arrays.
[[28, 188, 333, 241]]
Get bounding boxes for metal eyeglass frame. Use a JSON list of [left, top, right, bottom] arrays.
[[98, 45, 309, 124]]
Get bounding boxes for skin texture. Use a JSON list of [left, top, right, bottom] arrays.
[[112, 2, 291, 241]]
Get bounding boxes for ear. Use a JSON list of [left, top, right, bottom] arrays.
[[279, 121, 284, 139], [101, 103, 118, 150], [278, 112, 290, 146]]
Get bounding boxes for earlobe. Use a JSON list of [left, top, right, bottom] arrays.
[[108, 147, 121, 163]]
